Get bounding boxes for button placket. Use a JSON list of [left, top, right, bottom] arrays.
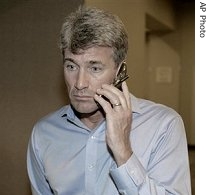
[[85, 134, 98, 194]]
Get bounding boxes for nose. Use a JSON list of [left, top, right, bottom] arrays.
[[75, 69, 89, 90]]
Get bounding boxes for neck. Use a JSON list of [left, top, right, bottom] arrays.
[[74, 108, 105, 130]]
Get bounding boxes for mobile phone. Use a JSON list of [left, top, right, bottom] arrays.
[[113, 62, 129, 90], [96, 62, 129, 107]]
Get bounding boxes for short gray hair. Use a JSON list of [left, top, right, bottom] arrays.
[[60, 6, 128, 65]]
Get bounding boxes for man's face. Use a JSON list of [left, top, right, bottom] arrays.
[[63, 46, 118, 114]]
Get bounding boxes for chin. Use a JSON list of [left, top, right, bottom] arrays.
[[71, 102, 99, 114]]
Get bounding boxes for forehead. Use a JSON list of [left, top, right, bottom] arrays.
[[64, 46, 115, 63]]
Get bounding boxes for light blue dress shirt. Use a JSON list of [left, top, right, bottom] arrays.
[[27, 94, 191, 195]]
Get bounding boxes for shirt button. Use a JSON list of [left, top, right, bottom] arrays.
[[88, 164, 95, 170], [91, 135, 96, 139]]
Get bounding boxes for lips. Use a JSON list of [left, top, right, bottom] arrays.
[[71, 89, 95, 101], [73, 94, 93, 100]]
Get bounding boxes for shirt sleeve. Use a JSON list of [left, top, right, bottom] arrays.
[[27, 127, 53, 195], [110, 116, 191, 195]]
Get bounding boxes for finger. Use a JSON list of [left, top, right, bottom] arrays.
[[100, 84, 128, 109], [122, 81, 131, 108], [96, 86, 121, 106], [94, 93, 113, 114]]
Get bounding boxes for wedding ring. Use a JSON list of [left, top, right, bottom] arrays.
[[112, 102, 121, 107]]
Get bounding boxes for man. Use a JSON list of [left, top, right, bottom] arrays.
[[27, 6, 191, 195]]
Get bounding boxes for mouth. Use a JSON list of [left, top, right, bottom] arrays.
[[73, 95, 93, 101]]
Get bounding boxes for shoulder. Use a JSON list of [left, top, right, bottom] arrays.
[[130, 94, 180, 120], [32, 105, 70, 133], [130, 94, 186, 149], [130, 94, 185, 137]]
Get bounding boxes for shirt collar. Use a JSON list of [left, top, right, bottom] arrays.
[[61, 105, 76, 121], [130, 93, 143, 114], [61, 93, 142, 120]]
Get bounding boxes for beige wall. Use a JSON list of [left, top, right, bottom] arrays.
[[146, 34, 181, 111], [0, 0, 83, 194], [178, 2, 195, 145], [145, 0, 175, 29], [161, 2, 195, 145]]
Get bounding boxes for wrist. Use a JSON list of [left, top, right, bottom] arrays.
[[114, 148, 133, 167]]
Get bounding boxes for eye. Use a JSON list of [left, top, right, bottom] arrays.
[[90, 66, 103, 73], [65, 63, 78, 71]]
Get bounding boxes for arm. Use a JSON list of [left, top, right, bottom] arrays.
[[94, 82, 191, 195], [27, 128, 53, 195], [94, 82, 132, 166], [110, 116, 191, 195]]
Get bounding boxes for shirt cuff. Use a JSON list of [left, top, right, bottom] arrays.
[[110, 153, 146, 193]]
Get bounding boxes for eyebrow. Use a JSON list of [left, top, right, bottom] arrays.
[[89, 60, 104, 65], [64, 58, 105, 66], [63, 58, 75, 64]]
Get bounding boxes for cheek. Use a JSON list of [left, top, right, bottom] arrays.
[[64, 73, 74, 89], [96, 72, 116, 84], [91, 76, 113, 90]]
